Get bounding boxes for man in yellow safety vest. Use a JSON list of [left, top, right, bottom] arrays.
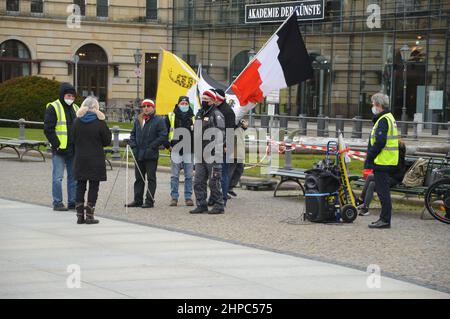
[[365, 92, 399, 229], [44, 83, 79, 211]]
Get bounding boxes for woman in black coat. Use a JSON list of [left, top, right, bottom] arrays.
[[73, 97, 112, 224]]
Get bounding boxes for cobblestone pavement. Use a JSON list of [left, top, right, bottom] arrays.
[[0, 158, 449, 293]]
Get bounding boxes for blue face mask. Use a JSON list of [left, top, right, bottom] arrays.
[[179, 105, 189, 112]]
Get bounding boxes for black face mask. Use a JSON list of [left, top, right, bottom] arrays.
[[201, 101, 210, 109]]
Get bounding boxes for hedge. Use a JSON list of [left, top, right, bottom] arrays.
[[0, 76, 83, 123]]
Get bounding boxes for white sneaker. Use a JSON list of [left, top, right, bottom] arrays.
[[358, 206, 370, 216]]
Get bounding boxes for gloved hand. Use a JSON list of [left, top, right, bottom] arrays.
[[363, 169, 373, 179]]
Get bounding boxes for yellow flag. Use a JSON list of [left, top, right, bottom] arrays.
[[155, 50, 199, 115]]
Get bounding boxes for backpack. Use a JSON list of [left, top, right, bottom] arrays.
[[402, 158, 429, 187]]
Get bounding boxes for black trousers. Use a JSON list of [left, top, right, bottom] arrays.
[[228, 161, 244, 191], [374, 170, 392, 223], [134, 160, 157, 204], [76, 180, 100, 205], [194, 163, 224, 209], [360, 174, 400, 209]]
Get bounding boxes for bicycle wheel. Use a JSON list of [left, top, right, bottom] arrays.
[[425, 178, 450, 224]]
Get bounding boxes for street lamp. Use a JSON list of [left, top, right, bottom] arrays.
[[133, 48, 143, 114], [248, 48, 256, 61], [315, 55, 328, 117], [400, 44, 410, 124], [72, 54, 79, 93], [434, 51, 443, 90]]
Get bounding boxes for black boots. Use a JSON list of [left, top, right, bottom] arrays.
[[368, 220, 390, 229], [85, 203, 99, 224], [75, 203, 85, 224], [75, 203, 99, 225], [208, 207, 224, 214], [189, 206, 209, 214], [141, 201, 154, 208], [124, 201, 143, 208]]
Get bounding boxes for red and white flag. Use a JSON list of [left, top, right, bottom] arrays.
[[229, 11, 313, 120]]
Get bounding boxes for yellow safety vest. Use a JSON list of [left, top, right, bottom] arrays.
[[369, 112, 399, 166], [46, 99, 79, 150], [168, 112, 195, 141]]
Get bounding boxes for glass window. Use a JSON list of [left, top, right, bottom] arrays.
[[73, 0, 85, 16], [97, 0, 108, 18], [6, 0, 19, 11], [182, 54, 196, 69], [75, 44, 108, 101], [144, 53, 159, 99], [30, 0, 43, 13], [146, 0, 157, 20], [0, 40, 32, 83], [230, 50, 250, 83]]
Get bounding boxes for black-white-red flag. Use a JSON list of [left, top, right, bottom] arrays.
[[229, 10, 313, 118]]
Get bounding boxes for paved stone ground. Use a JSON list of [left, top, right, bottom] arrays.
[[0, 157, 449, 294], [1, 198, 449, 299]]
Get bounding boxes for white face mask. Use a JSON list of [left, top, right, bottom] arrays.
[[371, 106, 379, 115], [65, 99, 74, 106]]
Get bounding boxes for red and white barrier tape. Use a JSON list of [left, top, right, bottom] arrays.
[[266, 139, 367, 161]]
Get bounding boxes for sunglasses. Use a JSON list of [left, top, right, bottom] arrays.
[[141, 105, 154, 108]]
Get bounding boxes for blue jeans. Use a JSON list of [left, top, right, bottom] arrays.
[[170, 152, 193, 200], [52, 152, 77, 206]]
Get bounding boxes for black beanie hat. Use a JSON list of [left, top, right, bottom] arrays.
[[177, 96, 189, 103]]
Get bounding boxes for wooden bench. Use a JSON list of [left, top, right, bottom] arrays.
[[0, 138, 48, 162]]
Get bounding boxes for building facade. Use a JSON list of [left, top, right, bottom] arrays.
[[0, 0, 172, 109], [1, 0, 449, 122], [172, 0, 450, 121]]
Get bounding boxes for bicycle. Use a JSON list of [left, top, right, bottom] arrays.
[[424, 153, 450, 224]]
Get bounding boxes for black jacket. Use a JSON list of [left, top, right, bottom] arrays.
[[130, 113, 167, 161], [194, 105, 225, 163], [365, 110, 398, 172], [43, 83, 78, 157], [73, 115, 112, 181], [216, 101, 236, 130], [164, 105, 195, 152]]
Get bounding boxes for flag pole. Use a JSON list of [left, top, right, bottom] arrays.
[[195, 64, 202, 108], [225, 8, 299, 93]]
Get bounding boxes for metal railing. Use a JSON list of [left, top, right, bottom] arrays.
[[241, 113, 450, 143], [0, 118, 132, 161], [2, 115, 450, 163]]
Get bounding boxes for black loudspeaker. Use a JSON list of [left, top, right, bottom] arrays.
[[304, 169, 339, 223]]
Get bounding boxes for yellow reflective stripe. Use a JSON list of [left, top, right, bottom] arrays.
[[56, 131, 68, 135], [383, 147, 398, 151], [168, 113, 175, 140]]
